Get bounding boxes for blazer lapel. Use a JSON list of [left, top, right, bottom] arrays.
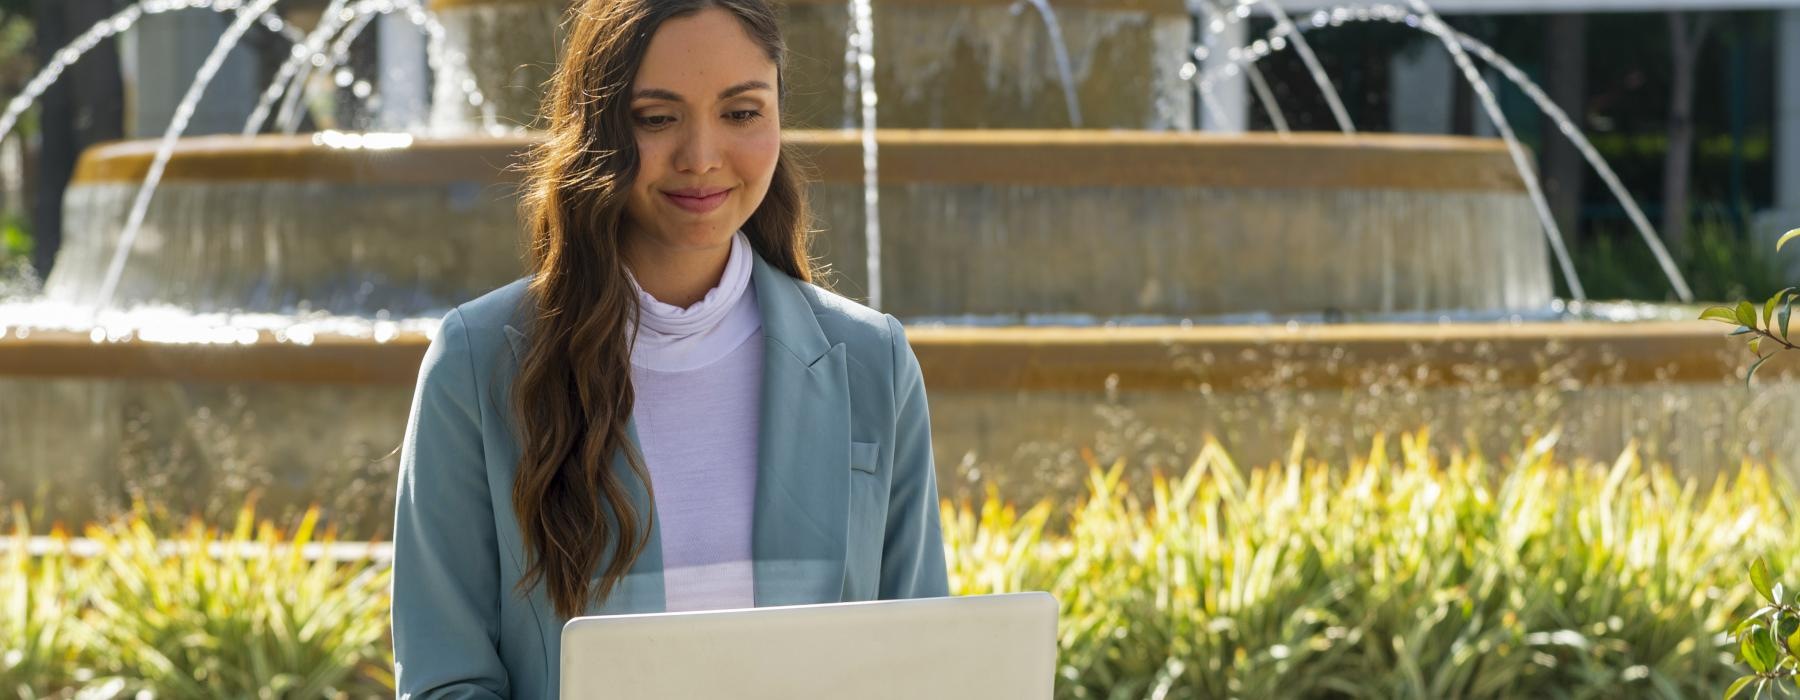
[[749, 253, 851, 606], [501, 323, 667, 615]]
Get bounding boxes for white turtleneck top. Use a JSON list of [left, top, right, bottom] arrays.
[[626, 231, 762, 612]]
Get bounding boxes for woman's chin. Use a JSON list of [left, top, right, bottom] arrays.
[[648, 222, 742, 251]]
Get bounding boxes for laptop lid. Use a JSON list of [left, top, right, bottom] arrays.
[[561, 592, 1058, 699]]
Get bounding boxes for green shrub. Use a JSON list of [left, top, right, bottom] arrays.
[[8, 434, 1792, 698], [946, 432, 1797, 699], [2, 507, 92, 698], [1576, 217, 1788, 303], [0, 213, 27, 264], [2, 504, 392, 698]]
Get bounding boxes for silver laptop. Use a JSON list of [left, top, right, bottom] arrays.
[[561, 592, 1058, 699]]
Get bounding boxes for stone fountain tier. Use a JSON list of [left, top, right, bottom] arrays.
[[425, 0, 1191, 130], [48, 131, 1549, 318], [1, 318, 1793, 535]]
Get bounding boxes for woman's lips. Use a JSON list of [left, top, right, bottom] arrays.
[[663, 187, 731, 214]]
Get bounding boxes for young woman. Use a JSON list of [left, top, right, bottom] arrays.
[[388, 0, 948, 696]]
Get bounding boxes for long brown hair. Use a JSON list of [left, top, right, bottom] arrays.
[[513, 0, 813, 618]]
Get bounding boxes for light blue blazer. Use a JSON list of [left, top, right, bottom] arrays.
[[390, 252, 950, 699]]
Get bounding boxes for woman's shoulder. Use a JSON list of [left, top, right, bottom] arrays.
[[425, 277, 533, 374], [452, 277, 534, 333], [790, 280, 911, 363]]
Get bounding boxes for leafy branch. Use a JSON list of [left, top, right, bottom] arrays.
[[1718, 231, 1800, 699], [1699, 230, 1800, 385], [1726, 559, 1800, 699]]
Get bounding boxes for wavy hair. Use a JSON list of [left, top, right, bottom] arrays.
[[512, 0, 813, 618]]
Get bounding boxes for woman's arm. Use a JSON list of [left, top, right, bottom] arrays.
[[879, 316, 951, 599], [391, 308, 511, 699]]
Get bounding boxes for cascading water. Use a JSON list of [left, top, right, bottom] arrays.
[[845, 0, 882, 310]]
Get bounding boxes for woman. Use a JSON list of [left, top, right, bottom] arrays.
[[389, 0, 948, 696]]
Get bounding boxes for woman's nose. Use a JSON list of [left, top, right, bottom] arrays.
[[673, 121, 724, 175]]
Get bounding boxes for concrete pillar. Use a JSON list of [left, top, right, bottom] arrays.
[[1778, 10, 1800, 213], [1757, 9, 1800, 277], [123, 9, 259, 138], [376, 13, 430, 132], [1199, 6, 1249, 133], [1388, 43, 1452, 134]]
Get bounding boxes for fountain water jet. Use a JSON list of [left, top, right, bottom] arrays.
[[94, 0, 287, 316], [1198, 2, 1694, 301], [1012, 0, 1084, 127]]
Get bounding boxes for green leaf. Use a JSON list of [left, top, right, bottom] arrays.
[[1755, 560, 1776, 604], [1752, 338, 1764, 355], [1705, 306, 1746, 324], [1734, 326, 1758, 336], [1778, 228, 1800, 252], [1783, 298, 1793, 341], [1767, 289, 1796, 327], [1740, 611, 1779, 637], [1739, 301, 1761, 329], [1726, 674, 1758, 700], [1745, 626, 1779, 673], [1706, 306, 1745, 324]]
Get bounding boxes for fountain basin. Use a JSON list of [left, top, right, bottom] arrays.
[[49, 130, 1548, 318], [0, 315, 1792, 533]]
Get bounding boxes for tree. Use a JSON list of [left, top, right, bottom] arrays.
[[1542, 13, 1588, 245], [1661, 11, 1714, 259], [28, 0, 122, 279]]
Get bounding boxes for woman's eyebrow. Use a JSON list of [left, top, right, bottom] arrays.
[[632, 81, 772, 103]]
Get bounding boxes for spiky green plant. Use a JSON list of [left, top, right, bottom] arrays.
[[1, 506, 97, 698], [946, 432, 1796, 699], [8, 433, 1794, 698], [77, 503, 392, 698]]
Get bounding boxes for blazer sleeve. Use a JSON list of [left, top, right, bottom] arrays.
[[879, 315, 951, 599], [391, 308, 511, 699]]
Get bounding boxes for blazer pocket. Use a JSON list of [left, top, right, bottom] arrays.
[[846, 440, 886, 598], [849, 440, 880, 475]]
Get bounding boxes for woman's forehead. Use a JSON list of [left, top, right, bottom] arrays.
[[633, 8, 777, 99]]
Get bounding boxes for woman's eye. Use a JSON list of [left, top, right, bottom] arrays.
[[636, 114, 674, 128], [727, 110, 763, 123]]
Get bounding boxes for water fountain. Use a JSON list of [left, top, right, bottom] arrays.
[[0, 0, 1793, 533]]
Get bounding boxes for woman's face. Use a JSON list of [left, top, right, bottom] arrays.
[[622, 7, 781, 259]]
